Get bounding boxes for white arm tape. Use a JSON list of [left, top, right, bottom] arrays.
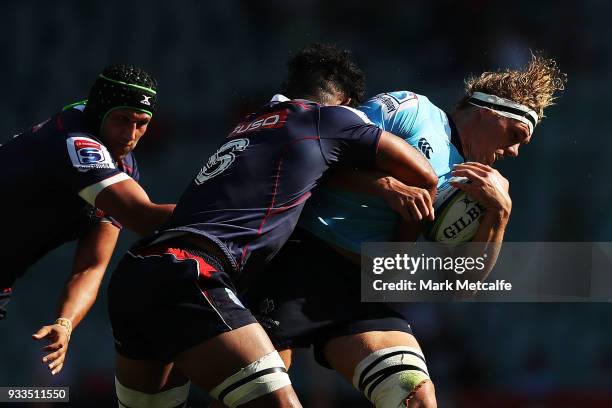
[[78, 172, 131, 205]]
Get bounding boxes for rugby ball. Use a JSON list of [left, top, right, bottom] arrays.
[[423, 177, 486, 244]]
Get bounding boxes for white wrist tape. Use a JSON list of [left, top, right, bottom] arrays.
[[55, 317, 73, 340]]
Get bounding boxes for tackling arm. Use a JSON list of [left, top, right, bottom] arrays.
[[317, 131, 438, 257], [325, 170, 435, 223], [374, 131, 438, 202], [60, 221, 120, 328], [326, 131, 438, 222], [94, 178, 175, 236]]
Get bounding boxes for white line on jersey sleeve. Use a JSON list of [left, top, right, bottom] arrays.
[[337, 105, 374, 124], [78, 172, 131, 205]]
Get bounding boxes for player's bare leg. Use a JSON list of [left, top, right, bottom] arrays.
[[115, 324, 300, 407], [323, 331, 436, 408], [209, 348, 290, 407], [278, 348, 294, 370], [115, 355, 190, 407], [175, 323, 301, 407]]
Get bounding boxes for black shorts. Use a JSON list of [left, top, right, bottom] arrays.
[[243, 229, 412, 368], [108, 239, 257, 361], [0, 288, 12, 320]]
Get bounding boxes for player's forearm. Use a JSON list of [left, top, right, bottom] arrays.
[[105, 202, 174, 236], [132, 203, 176, 236], [325, 169, 395, 195], [56, 267, 106, 328], [472, 208, 510, 243], [328, 170, 436, 225], [375, 131, 438, 195], [454, 209, 510, 298], [55, 222, 119, 330], [95, 179, 176, 236]]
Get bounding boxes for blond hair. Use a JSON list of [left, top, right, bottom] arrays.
[[459, 53, 567, 122]]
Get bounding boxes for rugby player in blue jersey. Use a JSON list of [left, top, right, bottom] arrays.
[[107, 43, 439, 408], [0, 65, 175, 375], [245, 55, 566, 407]]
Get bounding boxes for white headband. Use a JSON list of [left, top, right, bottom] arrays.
[[467, 91, 539, 135]]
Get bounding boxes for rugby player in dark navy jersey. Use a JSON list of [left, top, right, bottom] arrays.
[[107, 43, 437, 408], [0, 65, 174, 376], [246, 55, 566, 408]]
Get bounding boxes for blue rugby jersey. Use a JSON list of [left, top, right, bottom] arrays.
[[299, 91, 466, 253], [0, 105, 139, 287], [160, 95, 382, 283]]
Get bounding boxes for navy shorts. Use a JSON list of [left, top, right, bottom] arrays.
[[243, 229, 412, 368], [108, 239, 257, 361], [0, 288, 12, 320]]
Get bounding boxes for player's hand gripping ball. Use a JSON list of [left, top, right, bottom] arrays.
[[424, 176, 485, 244]]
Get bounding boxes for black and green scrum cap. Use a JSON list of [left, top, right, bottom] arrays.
[[84, 64, 157, 136]]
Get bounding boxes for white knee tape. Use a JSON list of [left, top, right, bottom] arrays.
[[210, 351, 291, 408], [352, 346, 430, 408], [115, 378, 190, 408]]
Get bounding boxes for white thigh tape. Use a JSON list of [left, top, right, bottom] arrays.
[[115, 377, 189, 408], [352, 346, 430, 408], [210, 351, 291, 408]]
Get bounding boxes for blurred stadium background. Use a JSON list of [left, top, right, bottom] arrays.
[[1, 1, 611, 406]]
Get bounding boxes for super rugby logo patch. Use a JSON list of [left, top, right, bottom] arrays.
[[66, 134, 115, 172], [378, 94, 399, 115], [376, 91, 418, 120]]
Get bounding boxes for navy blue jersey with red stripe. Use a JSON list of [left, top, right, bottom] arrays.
[[0, 105, 139, 288], [164, 95, 381, 286]]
